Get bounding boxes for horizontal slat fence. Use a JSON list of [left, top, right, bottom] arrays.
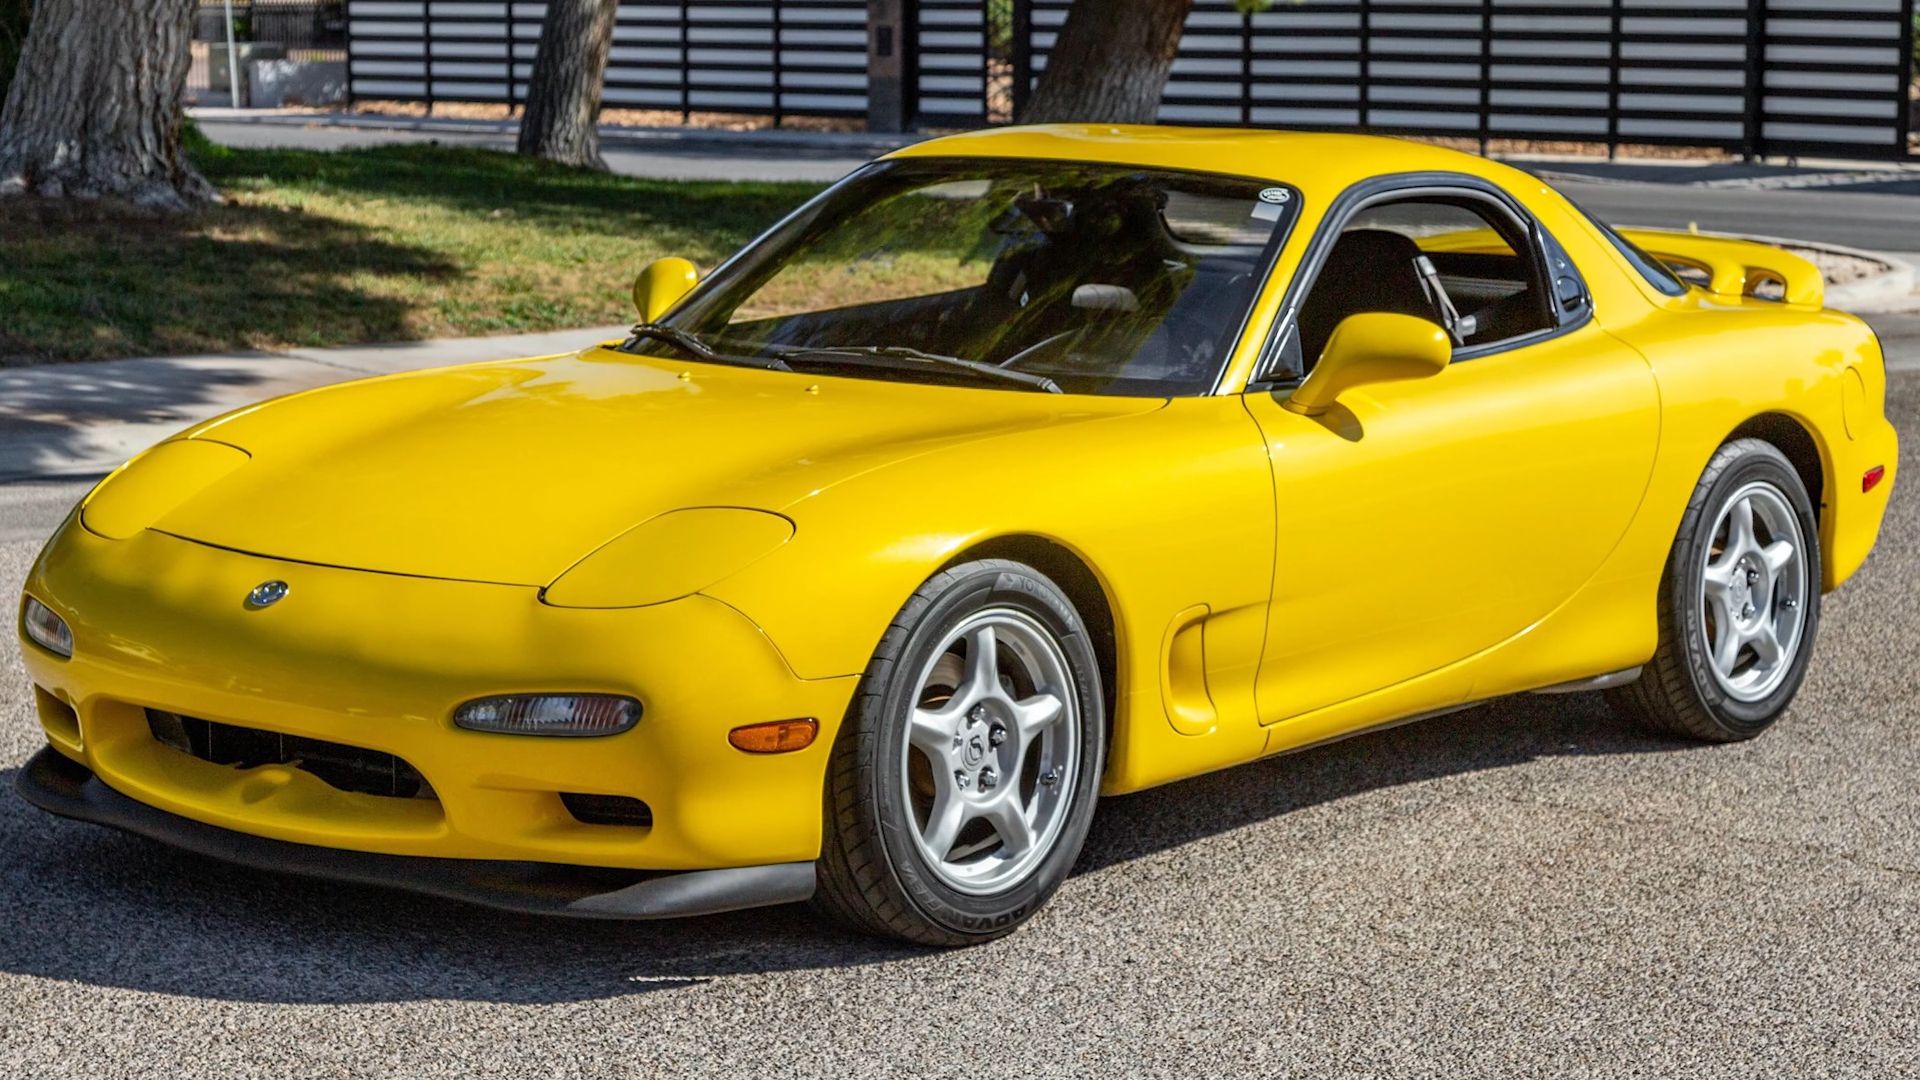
[[342, 0, 1915, 155], [346, 0, 869, 120], [1020, 0, 1914, 158]]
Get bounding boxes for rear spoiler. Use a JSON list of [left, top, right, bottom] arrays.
[[1618, 228, 1824, 308]]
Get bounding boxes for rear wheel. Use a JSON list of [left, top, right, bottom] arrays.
[[1608, 438, 1821, 741], [814, 559, 1105, 946]]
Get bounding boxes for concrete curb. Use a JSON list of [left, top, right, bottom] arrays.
[[1820, 249, 1916, 313]]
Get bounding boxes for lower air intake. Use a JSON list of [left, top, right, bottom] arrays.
[[560, 792, 654, 828], [146, 709, 435, 800]]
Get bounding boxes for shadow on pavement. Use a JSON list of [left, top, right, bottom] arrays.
[[0, 689, 1682, 1007], [0, 359, 277, 482]]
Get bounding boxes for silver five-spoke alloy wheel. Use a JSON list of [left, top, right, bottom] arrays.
[[1700, 480, 1808, 702], [902, 607, 1080, 895]]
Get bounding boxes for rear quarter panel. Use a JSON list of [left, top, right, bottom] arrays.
[[1520, 178, 1896, 598], [1597, 297, 1895, 594]]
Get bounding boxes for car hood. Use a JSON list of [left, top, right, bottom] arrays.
[[154, 346, 1159, 585]]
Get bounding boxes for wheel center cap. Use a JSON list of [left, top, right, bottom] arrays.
[[962, 733, 987, 768]]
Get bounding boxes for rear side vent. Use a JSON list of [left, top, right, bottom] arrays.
[[560, 792, 653, 828]]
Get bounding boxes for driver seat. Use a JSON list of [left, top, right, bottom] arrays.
[[1295, 229, 1441, 369]]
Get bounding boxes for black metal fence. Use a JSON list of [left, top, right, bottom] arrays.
[[345, 1, 869, 120], [995, 0, 1916, 160], [336, 0, 1918, 158]]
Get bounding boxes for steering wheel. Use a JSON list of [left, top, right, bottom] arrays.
[[997, 326, 1089, 371]]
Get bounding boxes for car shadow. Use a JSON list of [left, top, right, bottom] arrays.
[[1077, 688, 1679, 875], [0, 690, 1683, 1006]]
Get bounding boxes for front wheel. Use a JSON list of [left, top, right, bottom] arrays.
[[1609, 438, 1822, 741], [814, 559, 1105, 946]]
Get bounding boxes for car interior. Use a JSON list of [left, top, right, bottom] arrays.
[[1280, 196, 1559, 382], [712, 174, 1284, 395]]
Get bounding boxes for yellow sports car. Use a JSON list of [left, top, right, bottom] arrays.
[[15, 126, 1898, 945]]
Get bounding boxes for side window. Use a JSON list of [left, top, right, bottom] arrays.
[[1287, 196, 1556, 376]]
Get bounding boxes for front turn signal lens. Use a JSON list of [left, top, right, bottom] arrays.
[[22, 597, 72, 659], [1863, 465, 1886, 493], [728, 718, 818, 754], [453, 694, 641, 737]]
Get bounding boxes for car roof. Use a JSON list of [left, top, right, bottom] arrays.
[[886, 124, 1530, 202]]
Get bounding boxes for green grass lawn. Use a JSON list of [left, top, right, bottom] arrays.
[[0, 140, 825, 365]]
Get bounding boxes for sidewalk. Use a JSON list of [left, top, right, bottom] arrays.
[[0, 325, 627, 483]]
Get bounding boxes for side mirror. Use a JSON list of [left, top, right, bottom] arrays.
[[1284, 313, 1450, 416], [633, 257, 700, 323]]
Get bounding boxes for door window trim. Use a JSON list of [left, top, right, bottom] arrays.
[[1242, 172, 1593, 392]]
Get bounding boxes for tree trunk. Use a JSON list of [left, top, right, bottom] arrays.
[[0, 0, 213, 209], [517, 0, 619, 169], [1020, 0, 1193, 124]]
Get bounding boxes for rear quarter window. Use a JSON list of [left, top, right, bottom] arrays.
[[1573, 202, 1689, 297]]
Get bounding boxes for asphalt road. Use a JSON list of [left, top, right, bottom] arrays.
[[1, 354, 1916, 1075], [1563, 182, 1920, 255]]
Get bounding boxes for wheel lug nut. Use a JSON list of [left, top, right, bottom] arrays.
[[989, 724, 1007, 747], [979, 767, 998, 791], [968, 706, 986, 726], [954, 770, 971, 790]]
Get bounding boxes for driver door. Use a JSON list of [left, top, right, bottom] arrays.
[[1242, 187, 1660, 724]]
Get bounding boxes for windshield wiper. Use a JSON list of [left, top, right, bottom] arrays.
[[627, 323, 792, 371], [772, 345, 1062, 394]]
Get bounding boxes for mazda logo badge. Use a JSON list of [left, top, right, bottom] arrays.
[[246, 580, 289, 609]]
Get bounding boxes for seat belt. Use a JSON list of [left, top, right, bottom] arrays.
[[1413, 254, 1474, 345]]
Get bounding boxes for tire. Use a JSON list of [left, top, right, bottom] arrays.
[[814, 559, 1106, 946], [1608, 438, 1822, 742]]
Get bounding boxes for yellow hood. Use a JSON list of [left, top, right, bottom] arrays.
[[140, 346, 1156, 586]]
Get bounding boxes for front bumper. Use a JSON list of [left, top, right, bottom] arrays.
[[16, 748, 815, 918], [19, 519, 859, 873]]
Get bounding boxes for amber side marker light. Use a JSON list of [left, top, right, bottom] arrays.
[[1863, 465, 1886, 493], [729, 718, 818, 754]]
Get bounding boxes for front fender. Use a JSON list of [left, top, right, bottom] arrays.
[[701, 395, 1280, 794]]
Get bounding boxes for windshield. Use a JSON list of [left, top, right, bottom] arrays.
[[638, 158, 1299, 396]]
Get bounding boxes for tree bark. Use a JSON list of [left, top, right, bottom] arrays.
[[0, 0, 213, 209], [1020, 0, 1194, 124], [517, 0, 619, 169]]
